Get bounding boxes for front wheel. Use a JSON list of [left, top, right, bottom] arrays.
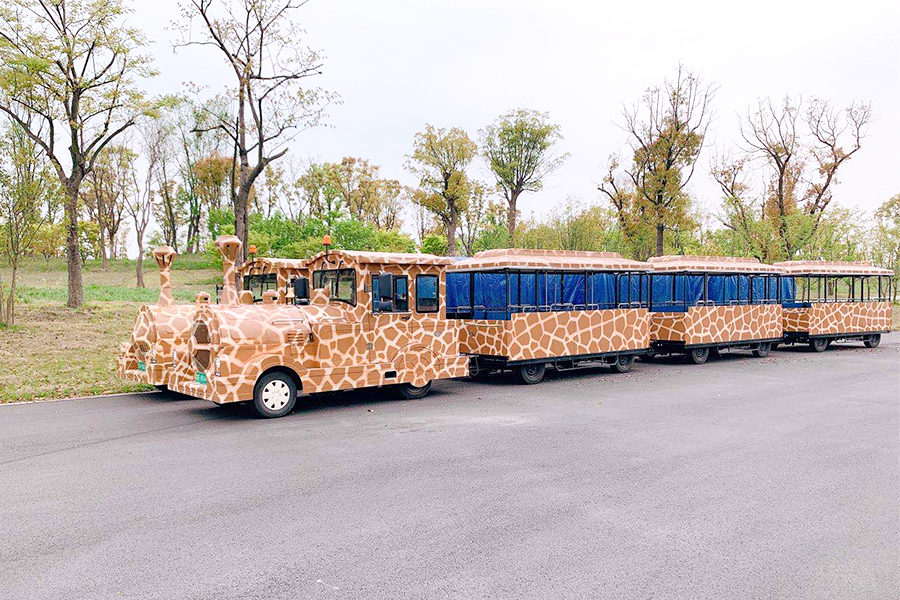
[[517, 363, 546, 385], [610, 354, 635, 373], [809, 338, 829, 353], [864, 334, 881, 349], [253, 372, 298, 418], [398, 381, 432, 399], [752, 342, 772, 358], [687, 347, 710, 364]]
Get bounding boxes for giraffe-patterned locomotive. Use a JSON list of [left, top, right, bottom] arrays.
[[118, 242, 323, 392], [445, 249, 653, 384], [169, 236, 469, 417], [775, 260, 893, 351], [647, 256, 784, 364]]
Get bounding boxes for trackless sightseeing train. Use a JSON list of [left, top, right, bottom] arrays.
[[119, 238, 894, 418]]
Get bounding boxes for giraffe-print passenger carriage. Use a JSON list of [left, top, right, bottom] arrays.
[[646, 256, 784, 364], [445, 249, 654, 384], [168, 236, 469, 417], [774, 260, 893, 352]]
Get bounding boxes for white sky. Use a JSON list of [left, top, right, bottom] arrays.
[[128, 0, 900, 249]]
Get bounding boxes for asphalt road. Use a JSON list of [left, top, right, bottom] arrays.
[[2, 337, 898, 600]]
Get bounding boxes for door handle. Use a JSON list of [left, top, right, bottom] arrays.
[[401, 315, 411, 321]]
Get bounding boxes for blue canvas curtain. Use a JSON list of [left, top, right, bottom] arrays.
[[652, 274, 674, 307], [520, 273, 536, 308], [782, 277, 797, 303], [707, 275, 724, 304], [563, 274, 586, 307], [591, 273, 617, 309], [446, 272, 470, 315], [474, 272, 508, 319]]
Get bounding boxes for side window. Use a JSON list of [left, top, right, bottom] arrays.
[[416, 275, 439, 313], [372, 274, 409, 313]]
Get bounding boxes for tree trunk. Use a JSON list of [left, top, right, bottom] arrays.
[[235, 179, 249, 263], [507, 190, 519, 247], [655, 223, 665, 256], [99, 230, 108, 270], [447, 209, 458, 256], [65, 183, 84, 308], [6, 267, 17, 325]]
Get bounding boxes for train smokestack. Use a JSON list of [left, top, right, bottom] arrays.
[[215, 235, 242, 306], [153, 246, 176, 307]]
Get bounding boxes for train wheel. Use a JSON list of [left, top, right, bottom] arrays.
[[253, 372, 297, 418], [809, 338, 828, 353], [687, 348, 709, 364], [517, 363, 546, 385], [398, 381, 432, 399], [864, 334, 881, 349], [610, 354, 635, 373], [752, 342, 772, 358]]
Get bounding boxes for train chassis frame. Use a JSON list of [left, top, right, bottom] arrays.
[[469, 348, 650, 383]]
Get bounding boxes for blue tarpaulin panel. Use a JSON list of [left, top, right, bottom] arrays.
[[563, 274, 586, 307], [782, 277, 796, 302], [474, 272, 508, 319], [520, 273, 536, 308], [446, 272, 470, 315], [591, 273, 616, 308], [508, 273, 519, 307], [707, 275, 724, 304]]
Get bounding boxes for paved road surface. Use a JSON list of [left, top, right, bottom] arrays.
[[2, 337, 898, 600]]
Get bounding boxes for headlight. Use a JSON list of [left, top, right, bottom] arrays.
[[214, 357, 221, 376]]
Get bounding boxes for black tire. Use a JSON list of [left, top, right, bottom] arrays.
[[253, 371, 298, 418], [517, 363, 546, 384], [398, 381, 432, 399], [687, 347, 709, 364], [809, 338, 828, 353], [610, 354, 635, 373], [752, 342, 772, 358], [864, 334, 881, 349]]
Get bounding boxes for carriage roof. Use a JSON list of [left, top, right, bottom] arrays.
[[448, 249, 651, 272], [648, 255, 782, 274], [774, 260, 894, 276]]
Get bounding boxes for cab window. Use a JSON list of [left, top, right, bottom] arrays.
[[372, 274, 408, 313], [312, 268, 357, 306], [416, 275, 439, 313], [243, 274, 278, 303]]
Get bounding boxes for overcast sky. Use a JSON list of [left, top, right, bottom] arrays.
[[129, 0, 899, 246]]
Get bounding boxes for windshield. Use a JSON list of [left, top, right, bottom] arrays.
[[243, 274, 278, 303], [313, 268, 357, 306]]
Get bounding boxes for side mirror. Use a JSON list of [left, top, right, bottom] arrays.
[[292, 277, 310, 305], [377, 273, 394, 300]]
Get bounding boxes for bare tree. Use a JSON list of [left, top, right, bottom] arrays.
[[600, 65, 716, 257], [126, 126, 161, 288], [0, 0, 156, 307], [715, 96, 873, 260], [174, 0, 336, 261]]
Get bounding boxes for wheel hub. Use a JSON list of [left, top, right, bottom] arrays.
[[262, 379, 291, 410]]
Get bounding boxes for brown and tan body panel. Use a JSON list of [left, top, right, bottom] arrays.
[[650, 305, 783, 346], [782, 302, 891, 336], [459, 309, 650, 362]]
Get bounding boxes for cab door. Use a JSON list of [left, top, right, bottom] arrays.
[[367, 271, 411, 366]]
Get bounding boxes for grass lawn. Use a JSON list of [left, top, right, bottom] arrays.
[[0, 258, 222, 403]]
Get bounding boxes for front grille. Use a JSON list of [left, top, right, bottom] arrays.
[[134, 342, 150, 361], [192, 349, 211, 372], [192, 320, 210, 344]]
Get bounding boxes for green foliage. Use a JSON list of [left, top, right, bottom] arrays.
[[420, 234, 448, 256]]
